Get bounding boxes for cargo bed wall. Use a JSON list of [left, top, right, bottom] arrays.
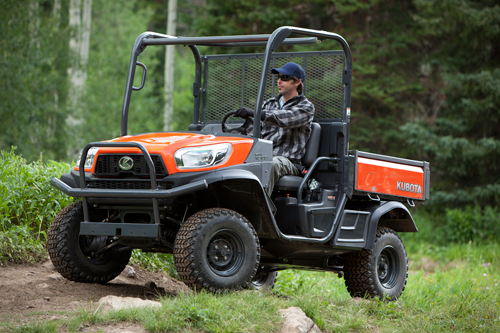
[[348, 151, 430, 203]]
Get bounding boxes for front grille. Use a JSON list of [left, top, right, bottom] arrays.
[[87, 181, 174, 190], [94, 154, 167, 177]]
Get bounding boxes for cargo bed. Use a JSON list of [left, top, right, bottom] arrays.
[[349, 150, 430, 204]]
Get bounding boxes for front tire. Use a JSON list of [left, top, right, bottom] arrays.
[[174, 208, 260, 292], [343, 227, 408, 301], [47, 201, 132, 283]]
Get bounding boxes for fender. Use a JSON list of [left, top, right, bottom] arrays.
[[191, 168, 280, 239], [363, 201, 417, 249]]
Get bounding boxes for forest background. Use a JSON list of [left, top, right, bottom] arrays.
[[0, 0, 499, 243]]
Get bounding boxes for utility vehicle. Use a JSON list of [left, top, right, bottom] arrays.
[[48, 26, 430, 300]]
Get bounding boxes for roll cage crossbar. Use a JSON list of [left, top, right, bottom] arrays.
[[120, 26, 353, 138]]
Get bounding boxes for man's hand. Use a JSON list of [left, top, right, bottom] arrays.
[[234, 107, 254, 119]]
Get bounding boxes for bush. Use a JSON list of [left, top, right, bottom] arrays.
[[442, 205, 500, 243], [0, 148, 73, 263], [403, 205, 500, 245]]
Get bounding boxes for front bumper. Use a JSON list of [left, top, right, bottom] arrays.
[[50, 177, 208, 199]]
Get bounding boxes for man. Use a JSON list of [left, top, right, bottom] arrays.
[[234, 62, 315, 196]]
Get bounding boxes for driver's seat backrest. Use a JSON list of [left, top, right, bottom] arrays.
[[301, 122, 321, 168], [273, 122, 321, 192]]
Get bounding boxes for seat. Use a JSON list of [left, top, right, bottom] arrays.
[[274, 122, 321, 191]]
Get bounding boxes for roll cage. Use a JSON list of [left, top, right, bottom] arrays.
[[120, 26, 353, 156]]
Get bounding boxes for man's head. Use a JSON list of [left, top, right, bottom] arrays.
[[271, 62, 305, 100]]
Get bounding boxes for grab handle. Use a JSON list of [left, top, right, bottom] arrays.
[[132, 62, 147, 91]]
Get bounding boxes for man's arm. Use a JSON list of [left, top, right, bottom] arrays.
[[263, 98, 315, 129]]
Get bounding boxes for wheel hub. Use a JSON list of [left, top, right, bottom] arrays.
[[206, 229, 245, 277], [377, 245, 400, 288], [208, 239, 233, 266]]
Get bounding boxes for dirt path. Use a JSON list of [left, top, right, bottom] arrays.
[[0, 259, 189, 330]]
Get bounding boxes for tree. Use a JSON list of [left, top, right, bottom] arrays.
[[163, 0, 177, 132], [0, 0, 70, 161], [401, 0, 500, 208]]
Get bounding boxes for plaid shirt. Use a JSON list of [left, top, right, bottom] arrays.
[[247, 94, 315, 163]]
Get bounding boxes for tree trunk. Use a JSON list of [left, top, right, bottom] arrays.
[[163, 0, 177, 132], [67, 0, 91, 141]]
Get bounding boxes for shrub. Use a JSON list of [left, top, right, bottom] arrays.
[[0, 148, 73, 263], [403, 205, 500, 245]]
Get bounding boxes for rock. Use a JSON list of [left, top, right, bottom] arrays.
[[44, 297, 50, 301], [43, 261, 55, 270], [48, 273, 64, 281], [98, 296, 161, 312], [124, 266, 136, 278], [37, 283, 50, 289], [110, 277, 127, 284], [280, 307, 321, 333], [26, 272, 35, 276]]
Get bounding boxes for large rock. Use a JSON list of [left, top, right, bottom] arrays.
[[98, 296, 161, 312], [280, 307, 321, 333]]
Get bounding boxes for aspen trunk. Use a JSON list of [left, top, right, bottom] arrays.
[[163, 0, 177, 131]]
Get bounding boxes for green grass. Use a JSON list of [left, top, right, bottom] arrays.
[[3, 241, 499, 332]]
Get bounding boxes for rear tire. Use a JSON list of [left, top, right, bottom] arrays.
[[174, 208, 260, 292], [252, 271, 278, 290], [47, 201, 132, 283], [343, 227, 408, 301]]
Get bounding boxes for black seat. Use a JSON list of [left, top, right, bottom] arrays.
[[274, 122, 321, 191]]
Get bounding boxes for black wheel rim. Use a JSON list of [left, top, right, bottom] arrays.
[[207, 229, 245, 277], [377, 245, 400, 288]]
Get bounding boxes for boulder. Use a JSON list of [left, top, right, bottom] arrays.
[[98, 296, 161, 312], [280, 307, 321, 333]]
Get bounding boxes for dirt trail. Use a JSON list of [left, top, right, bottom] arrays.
[[0, 259, 189, 329]]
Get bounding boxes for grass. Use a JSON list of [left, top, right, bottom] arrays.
[[2, 241, 499, 332]]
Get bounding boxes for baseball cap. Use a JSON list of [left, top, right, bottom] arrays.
[[271, 62, 305, 80]]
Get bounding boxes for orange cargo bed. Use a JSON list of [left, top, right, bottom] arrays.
[[349, 151, 430, 203]]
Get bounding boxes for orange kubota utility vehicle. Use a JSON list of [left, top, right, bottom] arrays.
[[48, 26, 430, 300]]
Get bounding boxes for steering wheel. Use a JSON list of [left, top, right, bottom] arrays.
[[222, 111, 253, 134]]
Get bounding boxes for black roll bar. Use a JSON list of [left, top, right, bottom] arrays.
[[120, 32, 204, 136], [120, 31, 319, 136], [252, 26, 353, 149], [119, 26, 352, 152]]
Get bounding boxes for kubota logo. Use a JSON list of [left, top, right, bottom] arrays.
[[397, 181, 421, 194], [118, 156, 134, 171]]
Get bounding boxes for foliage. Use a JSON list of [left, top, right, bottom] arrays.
[[0, 148, 73, 263], [0, 225, 47, 264], [399, 0, 500, 208], [130, 250, 178, 279], [0, 0, 70, 161], [402, 206, 500, 245]]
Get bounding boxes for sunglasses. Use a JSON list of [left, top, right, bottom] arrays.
[[276, 74, 296, 81]]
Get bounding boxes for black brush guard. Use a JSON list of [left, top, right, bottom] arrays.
[[50, 142, 208, 237]]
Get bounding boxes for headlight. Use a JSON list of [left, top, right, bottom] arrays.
[[174, 143, 232, 168], [76, 147, 99, 169]]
